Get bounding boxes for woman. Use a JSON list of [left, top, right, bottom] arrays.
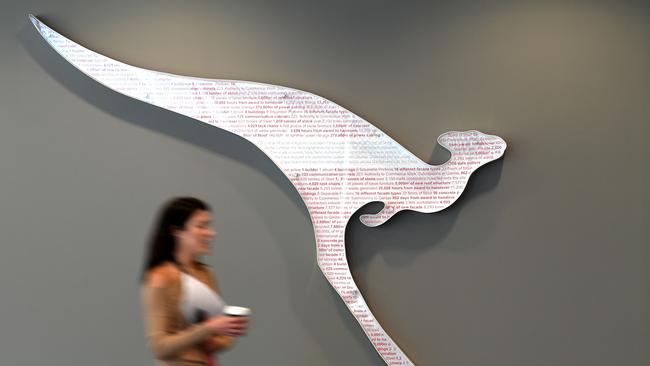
[[141, 197, 249, 366]]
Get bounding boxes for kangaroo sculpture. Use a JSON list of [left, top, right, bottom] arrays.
[[30, 15, 506, 365]]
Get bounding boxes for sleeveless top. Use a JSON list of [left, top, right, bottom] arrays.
[[179, 272, 226, 324]]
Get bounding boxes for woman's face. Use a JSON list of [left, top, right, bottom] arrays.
[[175, 209, 216, 257]]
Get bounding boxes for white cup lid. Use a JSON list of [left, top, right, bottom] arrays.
[[223, 305, 251, 316]]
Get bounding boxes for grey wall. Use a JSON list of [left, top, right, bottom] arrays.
[[1, 1, 648, 365]]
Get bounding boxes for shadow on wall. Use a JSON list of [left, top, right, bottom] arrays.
[[347, 157, 505, 286], [17, 19, 306, 214]]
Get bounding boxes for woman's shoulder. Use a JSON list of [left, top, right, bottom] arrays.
[[144, 261, 181, 288]]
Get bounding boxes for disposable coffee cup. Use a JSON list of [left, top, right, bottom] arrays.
[[223, 305, 251, 317]]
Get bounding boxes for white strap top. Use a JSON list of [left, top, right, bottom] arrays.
[[179, 272, 226, 324]]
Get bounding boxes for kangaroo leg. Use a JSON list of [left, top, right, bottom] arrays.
[[316, 228, 414, 365], [359, 202, 399, 227]]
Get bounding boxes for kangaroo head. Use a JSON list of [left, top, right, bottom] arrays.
[[438, 130, 506, 165]]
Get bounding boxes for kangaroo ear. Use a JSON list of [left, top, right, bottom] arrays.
[[359, 202, 397, 227]]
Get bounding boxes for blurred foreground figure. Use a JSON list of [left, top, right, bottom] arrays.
[[141, 197, 249, 366]]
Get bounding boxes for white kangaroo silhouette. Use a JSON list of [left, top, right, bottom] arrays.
[[30, 15, 506, 365]]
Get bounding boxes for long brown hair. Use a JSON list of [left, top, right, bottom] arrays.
[[141, 197, 210, 281]]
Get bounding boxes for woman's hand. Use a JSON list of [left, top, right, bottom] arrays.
[[204, 315, 249, 337]]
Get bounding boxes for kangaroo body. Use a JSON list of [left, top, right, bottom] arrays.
[[31, 15, 506, 366]]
